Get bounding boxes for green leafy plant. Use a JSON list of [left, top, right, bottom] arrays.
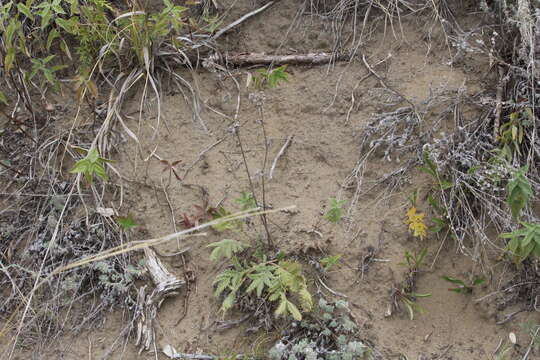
[[426, 193, 449, 234], [254, 65, 289, 89], [497, 109, 533, 157], [70, 147, 112, 184], [235, 191, 257, 211], [399, 292, 431, 320], [27, 55, 67, 91], [392, 248, 430, 320], [441, 275, 485, 294], [506, 165, 532, 220], [207, 239, 250, 261], [320, 254, 341, 271], [324, 198, 346, 224], [209, 240, 313, 321], [210, 207, 242, 232], [117, 215, 138, 231], [400, 248, 428, 271], [501, 222, 540, 262]]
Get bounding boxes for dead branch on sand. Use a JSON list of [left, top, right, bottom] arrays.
[[134, 248, 185, 352], [204, 52, 351, 67]]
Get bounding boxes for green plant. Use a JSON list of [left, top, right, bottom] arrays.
[[69, 147, 112, 184], [117, 215, 138, 231], [506, 165, 532, 220], [324, 198, 346, 224], [320, 254, 341, 271], [210, 207, 243, 232], [253, 65, 289, 89], [207, 238, 250, 261], [399, 292, 431, 320], [441, 275, 485, 294], [426, 193, 449, 234], [27, 55, 67, 91], [393, 248, 430, 320], [209, 240, 313, 321], [400, 248, 428, 271], [235, 191, 257, 211], [501, 222, 540, 262], [497, 109, 533, 157]]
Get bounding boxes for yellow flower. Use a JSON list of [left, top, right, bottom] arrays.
[[405, 207, 427, 239]]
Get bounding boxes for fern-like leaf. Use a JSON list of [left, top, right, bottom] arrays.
[[298, 287, 313, 312], [207, 239, 249, 261], [246, 266, 275, 297]]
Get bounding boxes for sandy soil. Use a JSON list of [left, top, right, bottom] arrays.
[[6, 1, 540, 359]]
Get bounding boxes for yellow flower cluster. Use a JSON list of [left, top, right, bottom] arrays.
[[405, 207, 427, 239]]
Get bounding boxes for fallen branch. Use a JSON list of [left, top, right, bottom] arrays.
[[268, 135, 293, 180], [135, 248, 185, 352], [205, 52, 350, 67]]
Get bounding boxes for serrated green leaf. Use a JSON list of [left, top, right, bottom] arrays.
[[246, 268, 274, 297], [275, 294, 288, 316], [320, 254, 341, 270], [221, 292, 236, 312], [207, 239, 249, 261], [287, 300, 302, 321], [298, 287, 313, 311]]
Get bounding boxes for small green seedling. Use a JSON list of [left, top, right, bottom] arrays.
[[117, 215, 138, 231], [400, 248, 428, 272], [325, 198, 346, 224], [211, 207, 242, 232], [442, 275, 485, 294], [254, 65, 289, 89], [235, 192, 257, 211], [70, 147, 112, 184], [320, 254, 342, 271]]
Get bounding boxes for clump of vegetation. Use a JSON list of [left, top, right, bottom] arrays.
[[253, 65, 289, 89], [502, 222, 540, 263], [320, 254, 342, 272], [325, 198, 346, 224], [442, 275, 485, 294], [70, 147, 112, 184], [389, 248, 431, 320], [268, 298, 372, 360], [209, 239, 313, 321]]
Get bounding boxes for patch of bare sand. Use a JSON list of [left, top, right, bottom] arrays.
[[16, 2, 540, 359]]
